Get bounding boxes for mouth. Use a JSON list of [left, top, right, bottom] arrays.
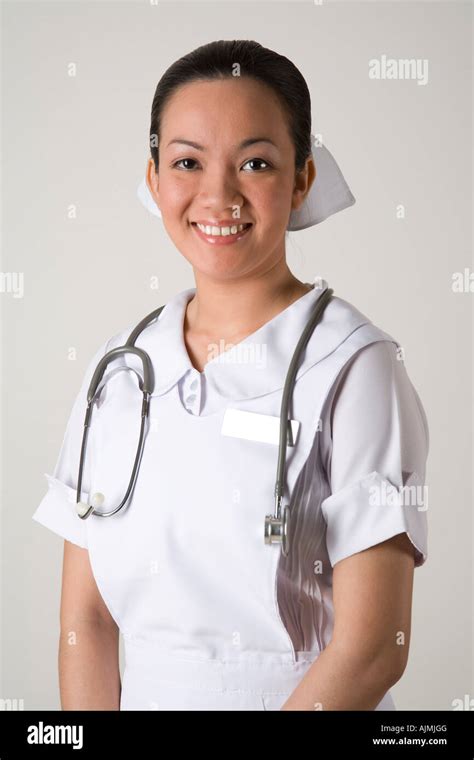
[[190, 221, 253, 246]]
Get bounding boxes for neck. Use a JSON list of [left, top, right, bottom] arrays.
[[185, 261, 313, 342]]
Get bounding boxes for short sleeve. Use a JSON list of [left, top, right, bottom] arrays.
[[31, 339, 110, 549], [320, 339, 429, 569]]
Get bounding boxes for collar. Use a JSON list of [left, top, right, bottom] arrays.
[[129, 280, 373, 402]]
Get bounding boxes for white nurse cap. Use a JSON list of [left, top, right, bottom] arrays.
[[136, 132, 355, 231]]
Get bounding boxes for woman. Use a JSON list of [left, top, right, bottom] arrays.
[[32, 39, 429, 711]]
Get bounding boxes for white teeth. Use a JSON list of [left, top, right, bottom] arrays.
[[196, 223, 249, 236]]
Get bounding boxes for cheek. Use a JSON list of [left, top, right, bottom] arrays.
[[250, 175, 293, 220], [159, 174, 196, 219]]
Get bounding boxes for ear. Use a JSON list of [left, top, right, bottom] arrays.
[[146, 158, 160, 210], [291, 156, 316, 213]]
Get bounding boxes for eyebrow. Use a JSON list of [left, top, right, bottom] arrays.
[[166, 137, 278, 151]]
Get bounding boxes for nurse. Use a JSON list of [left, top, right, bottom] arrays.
[[32, 39, 429, 711]]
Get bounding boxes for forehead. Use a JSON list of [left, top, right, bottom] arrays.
[[160, 77, 291, 144]]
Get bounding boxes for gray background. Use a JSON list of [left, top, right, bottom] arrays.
[[1, 0, 472, 710]]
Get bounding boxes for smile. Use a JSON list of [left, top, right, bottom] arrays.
[[191, 222, 252, 245]]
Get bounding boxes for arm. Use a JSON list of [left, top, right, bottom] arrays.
[[59, 540, 121, 710], [280, 340, 428, 710], [281, 531, 415, 710]]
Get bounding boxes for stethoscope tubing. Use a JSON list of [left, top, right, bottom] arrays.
[[74, 287, 334, 556]]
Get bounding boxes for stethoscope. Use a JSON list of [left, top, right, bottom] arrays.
[[75, 286, 334, 557]]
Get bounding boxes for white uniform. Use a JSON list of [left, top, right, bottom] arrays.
[[32, 282, 429, 711]]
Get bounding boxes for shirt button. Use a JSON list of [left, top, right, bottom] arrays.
[[186, 394, 197, 405], [189, 378, 198, 391]]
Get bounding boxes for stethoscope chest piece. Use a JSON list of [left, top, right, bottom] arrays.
[[264, 504, 291, 557]]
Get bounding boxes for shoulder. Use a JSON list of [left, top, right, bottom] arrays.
[[100, 296, 176, 357], [103, 324, 136, 353], [301, 291, 401, 389], [326, 294, 398, 347], [321, 292, 409, 387], [324, 293, 421, 407], [81, 316, 148, 386], [96, 308, 161, 357], [318, 293, 429, 453]]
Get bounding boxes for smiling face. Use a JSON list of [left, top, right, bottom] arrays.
[[146, 77, 315, 281]]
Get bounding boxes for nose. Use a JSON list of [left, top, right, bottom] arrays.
[[197, 163, 244, 217]]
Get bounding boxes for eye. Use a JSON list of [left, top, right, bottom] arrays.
[[172, 158, 199, 171], [241, 158, 271, 172]]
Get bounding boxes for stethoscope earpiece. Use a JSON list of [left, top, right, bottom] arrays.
[[76, 501, 94, 520], [76, 492, 105, 520]]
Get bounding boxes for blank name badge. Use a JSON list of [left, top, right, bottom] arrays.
[[221, 408, 300, 446]]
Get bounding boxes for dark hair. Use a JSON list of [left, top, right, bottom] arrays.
[[149, 39, 312, 174]]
